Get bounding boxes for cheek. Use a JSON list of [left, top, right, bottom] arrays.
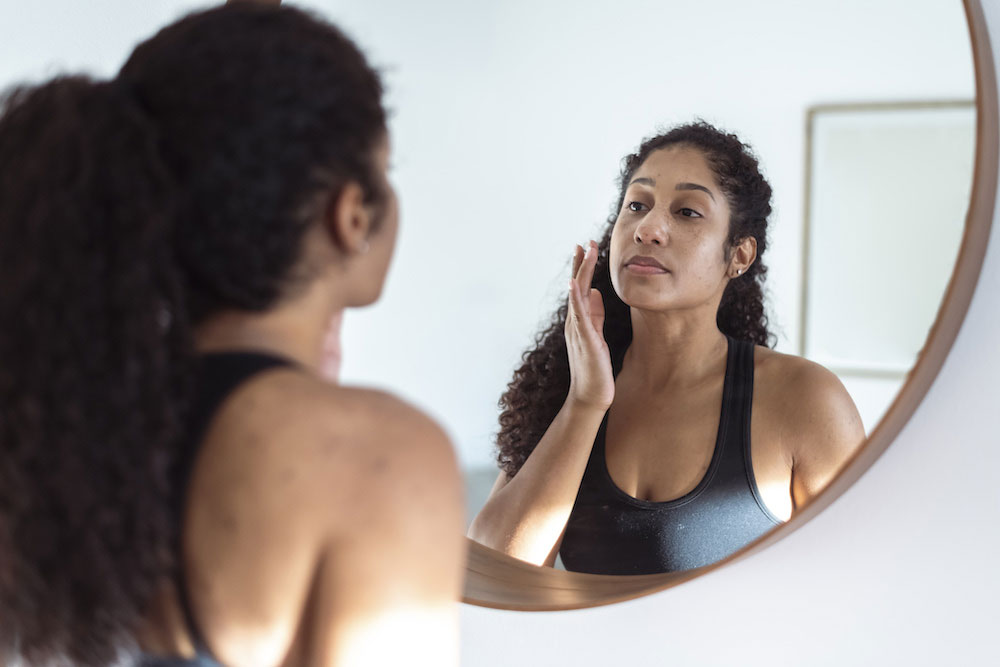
[[608, 222, 629, 288], [694, 236, 724, 265], [385, 197, 400, 244], [370, 206, 399, 275], [609, 220, 629, 258], [681, 226, 728, 270]]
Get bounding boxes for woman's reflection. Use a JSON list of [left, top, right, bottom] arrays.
[[469, 122, 865, 574]]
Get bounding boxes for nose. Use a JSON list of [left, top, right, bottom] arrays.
[[634, 211, 668, 246]]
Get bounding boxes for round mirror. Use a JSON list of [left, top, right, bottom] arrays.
[[2, 0, 979, 610], [322, 0, 980, 604]]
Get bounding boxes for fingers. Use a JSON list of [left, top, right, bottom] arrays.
[[571, 244, 584, 280], [571, 240, 598, 284], [578, 240, 599, 289], [567, 241, 603, 342], [567, 273, 591, 337], [568, 240, 599, 327], [567, 275, 584, 325], [588, 288, 605, 333]]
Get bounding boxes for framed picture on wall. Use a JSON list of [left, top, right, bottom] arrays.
[[800, 101, 975, 378], [799, 101, 975, 432]]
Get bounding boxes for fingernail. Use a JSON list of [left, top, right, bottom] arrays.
[[585, 245, 594, 258]]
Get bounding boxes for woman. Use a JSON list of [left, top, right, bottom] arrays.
[[0, 5, 464, 666], [469, 122, 864, 574]]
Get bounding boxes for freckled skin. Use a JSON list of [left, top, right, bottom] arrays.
[[610, 146, 735, 316]]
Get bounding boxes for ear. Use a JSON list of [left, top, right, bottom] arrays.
[[729, 236, 758, 278], [324, 181, 372, 256]]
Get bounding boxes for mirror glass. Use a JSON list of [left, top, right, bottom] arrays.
[[0, 0, 976, 584], [322, 0, 975, 574], [0, 0, 975, 614]]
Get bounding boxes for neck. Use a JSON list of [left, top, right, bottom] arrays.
[[622, 304, 728, 390], [194, 279, 345, 374]]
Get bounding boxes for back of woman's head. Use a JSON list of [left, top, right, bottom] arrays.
[[0, 5, 384, 665], [120, 3, 388, 320]]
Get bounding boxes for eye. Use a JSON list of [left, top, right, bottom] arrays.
[[677, 207, 702, 218], [627, 201, 648, 212]]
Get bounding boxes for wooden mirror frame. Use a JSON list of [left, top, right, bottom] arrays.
[[462, 0, 998, 611]]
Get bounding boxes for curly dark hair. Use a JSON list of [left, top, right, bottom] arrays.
[[0, 5, 385, 665], [496, 121, 774, 477]]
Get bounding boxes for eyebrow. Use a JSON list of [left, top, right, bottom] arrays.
[[676, 182, 716, 201], [628, 177, 716, 202]]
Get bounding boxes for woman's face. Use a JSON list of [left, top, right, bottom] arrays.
[[609, 145, 734, 313]]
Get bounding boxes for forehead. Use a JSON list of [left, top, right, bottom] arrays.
[[632, 145, 717, 189]]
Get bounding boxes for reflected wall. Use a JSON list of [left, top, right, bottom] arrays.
[[803, 102, 975, 430]]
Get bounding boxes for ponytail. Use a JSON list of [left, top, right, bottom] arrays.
[[0, 4, 390, 661], [0, 77, 191, 665]]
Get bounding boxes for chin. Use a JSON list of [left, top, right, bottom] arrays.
[[352, 291, 382, 308], [615, 280, 671, 311], [620, 295, 670, 313], [621, 287, 712, 315], [344, 271, 390, 308]]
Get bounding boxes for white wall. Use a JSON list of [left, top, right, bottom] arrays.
[[0, 1, 209, 80], [460, 2, 1000, 663]]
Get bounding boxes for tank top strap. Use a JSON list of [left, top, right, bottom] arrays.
[[186, 352, 298, 449], [725, 336, 755, 448], [719, 337, 782, 524], [174, 350, 298, 664], [695, 336, 747, 489]]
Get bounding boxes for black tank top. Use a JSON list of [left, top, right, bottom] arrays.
[[558, 337, 782, 575], [139, 351, 295, 667]]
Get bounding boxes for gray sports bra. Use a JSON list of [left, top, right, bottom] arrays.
[[559, 337, 782, 575]]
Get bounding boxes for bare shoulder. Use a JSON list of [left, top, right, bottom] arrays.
[[257, 377, 465, 666], [193, 368, 462, 538], [316, 382, 463, 530], [753, 346, 861, 431], [186, 371, 464, 664], [753, 346, 865, 504]]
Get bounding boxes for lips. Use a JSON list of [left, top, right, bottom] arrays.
[[625, 255, 669, 272]]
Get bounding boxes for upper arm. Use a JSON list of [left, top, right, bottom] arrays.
[[486, 469, 511, 498], [783, 363, 866, 511]]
